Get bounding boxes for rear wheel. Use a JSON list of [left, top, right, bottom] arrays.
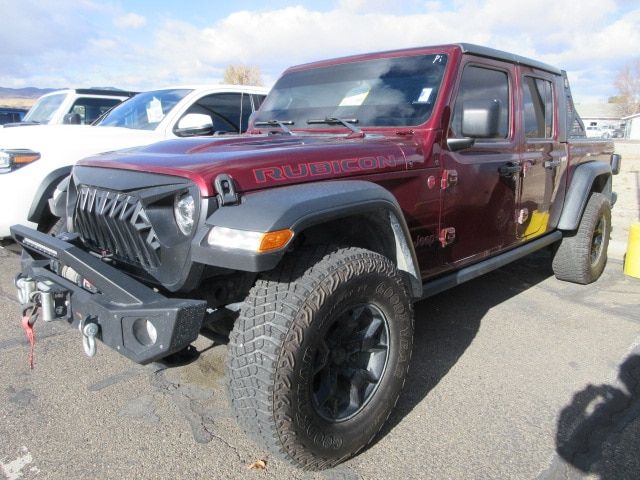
[[227, 246, 414, 470], [552, 192, 611, 284]]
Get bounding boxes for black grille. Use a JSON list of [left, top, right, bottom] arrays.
[[74, 186, 161, 269]]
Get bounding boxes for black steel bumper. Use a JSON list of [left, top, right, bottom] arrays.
[[10, 225, 206, 364]]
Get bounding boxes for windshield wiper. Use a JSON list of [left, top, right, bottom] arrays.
[[254, 119, 295, 135], [307, 117, 361, 134]]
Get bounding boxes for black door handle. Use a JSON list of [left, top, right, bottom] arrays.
[[498, 163, 521, 177]]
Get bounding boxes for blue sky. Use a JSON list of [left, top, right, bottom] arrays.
[[1, 0, 638, 103]]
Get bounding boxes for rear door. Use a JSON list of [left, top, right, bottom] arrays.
[[440, 58, 519, 269], [517, 68, 565, 239]]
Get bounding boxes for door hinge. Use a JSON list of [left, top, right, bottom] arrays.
[[439, 227, 456, 247], [441, 169, 458, 190], [214, 174, 240, 206]]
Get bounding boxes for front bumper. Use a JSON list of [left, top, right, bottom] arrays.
[[11, 225, 206, 364]]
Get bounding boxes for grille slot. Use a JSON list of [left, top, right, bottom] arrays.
[[75, 186, 160, 269]]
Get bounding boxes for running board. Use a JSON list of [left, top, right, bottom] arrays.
[[419, 231, 562, 300]]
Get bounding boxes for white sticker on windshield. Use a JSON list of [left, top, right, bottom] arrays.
[[415, 88, 433, 104], [146, 97, 164, 123], [339, 84, 370, 107]]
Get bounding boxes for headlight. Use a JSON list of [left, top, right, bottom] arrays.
[[174, 193, 195, 235], [207, 226, 294, 253], [0, 149, 41, 172]]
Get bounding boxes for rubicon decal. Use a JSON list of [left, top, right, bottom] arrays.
[[253, 155, 400, 183]]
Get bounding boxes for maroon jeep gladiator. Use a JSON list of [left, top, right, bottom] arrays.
[[12, 43, 621, 469]]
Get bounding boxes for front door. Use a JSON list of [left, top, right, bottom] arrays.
[[440, 59, 519, 269]]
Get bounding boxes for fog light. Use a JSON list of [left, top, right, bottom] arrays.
[[132, 318, 158, 346]]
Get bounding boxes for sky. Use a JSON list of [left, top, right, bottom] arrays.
[[1, 0, 638, 103]]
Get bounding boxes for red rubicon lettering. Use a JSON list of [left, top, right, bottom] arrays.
[[254, 167, 284, 183], [309, 161, 332, 175], [252, 154, 399, 183]]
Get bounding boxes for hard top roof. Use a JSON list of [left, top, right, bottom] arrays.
[[287, 43, 562, 76]]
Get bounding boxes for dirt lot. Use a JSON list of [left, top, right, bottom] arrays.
[[0, 143, 639, 479]]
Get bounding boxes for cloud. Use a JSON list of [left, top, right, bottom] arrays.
[[0, 0, 638, 102], [114, 12, 146, 29]]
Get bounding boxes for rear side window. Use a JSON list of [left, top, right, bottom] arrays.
[[522, 77, 553, 138], [70, 97, 123, 124], [451, 65, 510, 139]]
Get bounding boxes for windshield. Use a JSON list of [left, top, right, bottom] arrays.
[[98, 89, 192, 130], [254, 54, 448, 129], [23, 93, 66, 123]]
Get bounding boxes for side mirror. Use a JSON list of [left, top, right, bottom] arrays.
[[462, 99, 501, 138], [63, 113, 82, 125], [174, 113, 214, 137]]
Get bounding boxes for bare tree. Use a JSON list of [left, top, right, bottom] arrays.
[[222, 64, 263, 86], [614, 59, 640, 117]]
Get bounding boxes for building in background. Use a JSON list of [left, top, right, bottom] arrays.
[[623, 113, 640, 140]]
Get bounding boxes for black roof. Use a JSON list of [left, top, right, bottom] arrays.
[[459, 43, 562, 75], [74, 88, 138, 97]]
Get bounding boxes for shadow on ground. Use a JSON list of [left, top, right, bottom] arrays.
[[376, 248, 556, 440], [555, 353, 640, 480]]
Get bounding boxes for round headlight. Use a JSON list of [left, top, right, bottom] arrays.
[[174, 193, 195, 235]]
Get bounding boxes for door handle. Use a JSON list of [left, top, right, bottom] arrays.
[[498, 163, 521, 177], [544, 159, 561, 169]]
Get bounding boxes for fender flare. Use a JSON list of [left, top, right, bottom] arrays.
[[27, 166, 72, 225], [557, 161, 612, 231], [191, 180, 423, 298]]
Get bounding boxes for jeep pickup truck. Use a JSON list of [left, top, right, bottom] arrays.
[[11, 44, 620, 470]]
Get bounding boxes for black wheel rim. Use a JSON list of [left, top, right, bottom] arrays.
[[591, 215, 606, 266], [311, 303, 390, 422]]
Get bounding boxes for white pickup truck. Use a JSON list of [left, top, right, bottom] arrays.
[[2, 89, 136, 127], [0, 85, 268, 238]]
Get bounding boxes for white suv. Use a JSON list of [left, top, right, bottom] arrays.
[[0, 85, 268, 238], [6, 89, 136, 127]]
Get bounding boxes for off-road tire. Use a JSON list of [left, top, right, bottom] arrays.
[[552, 192, 611, 284], [227, 246, 414, 470]]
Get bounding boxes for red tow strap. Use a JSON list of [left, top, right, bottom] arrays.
[[21, 313, 36, 370]]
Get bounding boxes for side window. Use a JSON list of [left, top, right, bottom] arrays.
[[183, 93, 250, 134], [451, 65, 510, 139], [522, 77, 553, 138], [252, 94, 266, 110], [70, 97, 122, 124], [240, 93, 252, 132]]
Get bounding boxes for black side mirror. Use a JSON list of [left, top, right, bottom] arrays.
[[462, 99, 501, 138], [63, 113, 82, 125]]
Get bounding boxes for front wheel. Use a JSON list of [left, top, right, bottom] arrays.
[[552, 192, 611, 284], [227, 246, 414, 470]]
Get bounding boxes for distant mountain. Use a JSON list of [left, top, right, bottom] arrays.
[[0, 86, 128, 99], [0, 86, 57, 98]]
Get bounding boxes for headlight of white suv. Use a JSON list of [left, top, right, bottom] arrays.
[[174, 192, 195, 235], [0, 149, 41, 172]]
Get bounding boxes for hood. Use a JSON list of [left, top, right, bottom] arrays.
[[77, 134, 411, 197], [0, 124, 160, 156]]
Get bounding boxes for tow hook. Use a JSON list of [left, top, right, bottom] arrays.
[[80, 317, 99, 357]]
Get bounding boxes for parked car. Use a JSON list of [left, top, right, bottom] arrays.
[[585, 125, 606, 138], [11, 44, 620, 470], [0, 107, 27, 125], [0, 85, 268, 237], [2, 89, 136, 128]]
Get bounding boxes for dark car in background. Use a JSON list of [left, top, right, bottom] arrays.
[[0, 107, 27, 125]]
